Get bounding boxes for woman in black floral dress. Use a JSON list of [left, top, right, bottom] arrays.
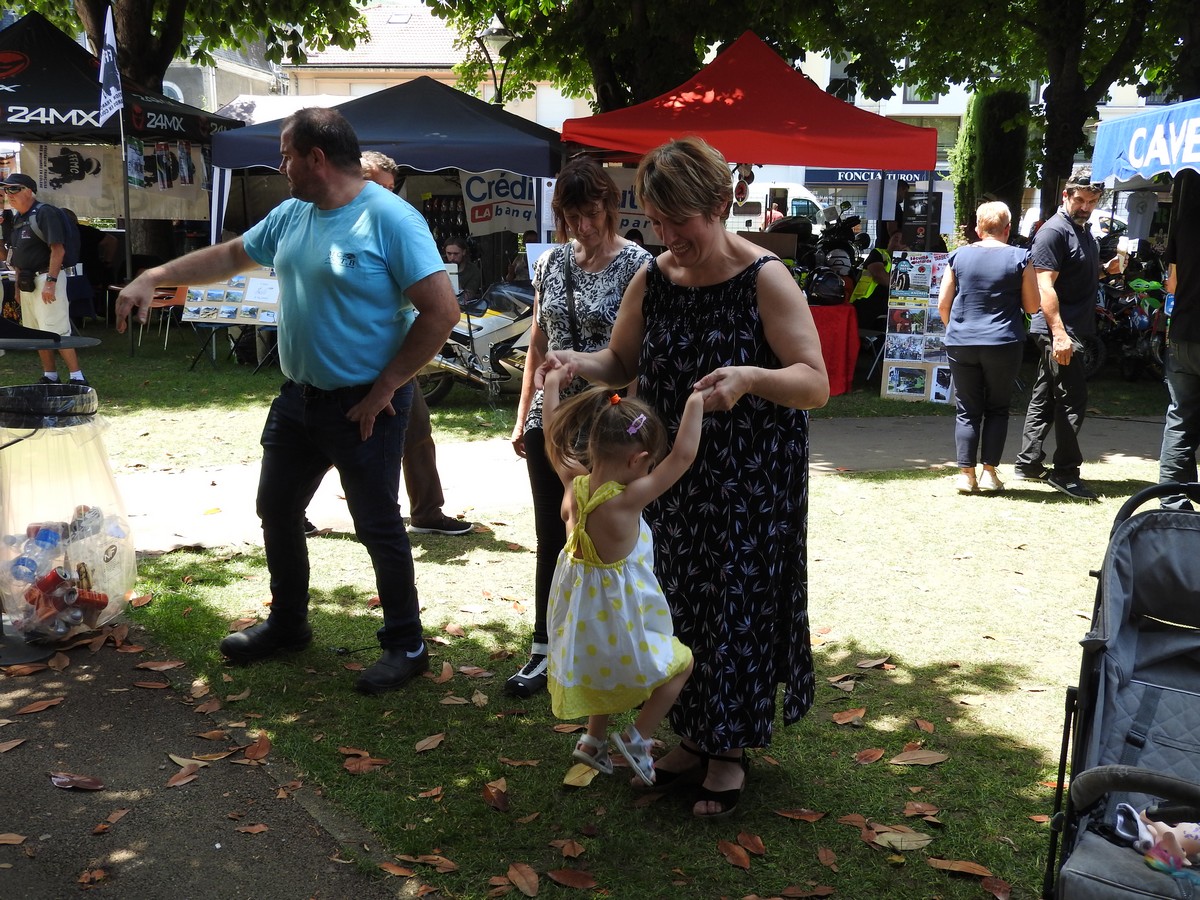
[[506, 158, 652, 697], [539, 138, 828, 818]]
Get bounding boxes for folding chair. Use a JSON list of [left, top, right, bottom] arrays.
[[136, 286, 185, 352]]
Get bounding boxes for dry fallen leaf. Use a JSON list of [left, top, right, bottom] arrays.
[[225, 687, 251, 702], [904, 801, 939, 817], [243, 733, 272, 761], [134, 681, 170, 689], [343, 756, 391, 774], [915, 718, 935, 733], [483, 779, 510, 812], [775, 808, 826, 822], [47, 652, 70, 672], [737, 832, 766, 856], [553, 723, 586, 734], [378, 862, 415, 877], [196, 729, 227, 741], [855, 748, 885, 765], [166, 764, 201, 787], [831, 707, 866, 725], [926, 857, 992, 877], [106, 809, 130, 824], [50, 772, 105, 790], [236, 823, 269, 834], [415, 733, 445, 752], [0, 739, 25, 754], [130, 593, 152, 608], [817, 846, 838, 871], [194, 699, 222, 714], [17, 697, 64, 714], [890, 749, 949, 766], [3, 663, 49, 677], [0, 834, 26, 845], [440, 695, 469, 705], [875, 831, 934, 851], [507, 862, 538, 897], [856, 656, 890, 669], [428, 661, 454, 684], [546, 868, 597, 889], [168, 754, 209, 769], [550, 839, 586, 859], [982, 875, 1013, 899], [717, 839, 751, 870], [1029, 814, 1051, 824], [135, 660, 185, 671], [562, 763, 599, 787], [499, 757, 540, 767]]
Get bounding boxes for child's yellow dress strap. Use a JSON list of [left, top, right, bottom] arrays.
[[564, 475, 625, 565]]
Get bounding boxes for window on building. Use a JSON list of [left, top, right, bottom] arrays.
[[827, 59, 858, 102], [901, 58, 941, 104], [161, 81, 185, 102]]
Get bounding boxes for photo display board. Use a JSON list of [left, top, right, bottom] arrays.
[[880, 252, 953, 404], [180, 267, 279, 327]]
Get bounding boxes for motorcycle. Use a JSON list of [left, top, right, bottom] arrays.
[[1091, 242, 1168, 382], [418, 280, 534, 405]]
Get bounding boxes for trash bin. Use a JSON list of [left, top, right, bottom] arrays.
[[0, 384, 135, 640]]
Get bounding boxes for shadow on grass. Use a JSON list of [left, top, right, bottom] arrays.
[[125, 549, 1065, 898]]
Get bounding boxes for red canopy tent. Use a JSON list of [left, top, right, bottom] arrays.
[[561, 32, 937, 169]]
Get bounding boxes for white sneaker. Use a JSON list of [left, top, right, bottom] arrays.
[[955, 473, 977, 494], [978, 470, 1004, 493]]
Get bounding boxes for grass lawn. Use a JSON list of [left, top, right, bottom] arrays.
[[0, 319, 1173, 898]]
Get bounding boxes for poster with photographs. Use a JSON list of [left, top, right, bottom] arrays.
[[879, 252, 953, 403], [182, 267, 280, 327]]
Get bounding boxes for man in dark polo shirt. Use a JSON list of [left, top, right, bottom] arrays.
[[1013, 174, 1118, 500], [1158, 169, 1200, 508]]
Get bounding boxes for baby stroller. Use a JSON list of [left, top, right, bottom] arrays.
[[1043, 483, 1200, 898]]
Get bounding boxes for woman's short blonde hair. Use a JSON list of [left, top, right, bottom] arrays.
[[635, 137, 733, 222], [975, 201, 1012, 237]]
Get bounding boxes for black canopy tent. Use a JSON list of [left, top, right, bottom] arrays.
[[0, 12, 241, 147], [211, 76, 561, 176]]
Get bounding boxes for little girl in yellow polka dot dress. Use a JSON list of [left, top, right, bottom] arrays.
[[540, 369, 701, 786]]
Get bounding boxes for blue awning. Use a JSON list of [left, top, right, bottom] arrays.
[[1092, 98, 1200, 182]]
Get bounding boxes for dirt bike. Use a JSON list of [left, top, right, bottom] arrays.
[[1093, 276, 1167, 382], [418, 280, 534, 405]]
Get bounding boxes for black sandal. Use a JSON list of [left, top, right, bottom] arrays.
[[693, 753, 749, 820], [643, 741, 707, 792]]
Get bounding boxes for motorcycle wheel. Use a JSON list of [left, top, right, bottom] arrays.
[[1079, 335, 1107, 379], [418, 371, 455, 405]]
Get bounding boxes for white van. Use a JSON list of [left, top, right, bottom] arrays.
[[728, 182, 824, 233]]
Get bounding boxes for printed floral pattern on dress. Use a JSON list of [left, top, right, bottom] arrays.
[[637, 255, 814, 754], [524, 242, 652, 432]]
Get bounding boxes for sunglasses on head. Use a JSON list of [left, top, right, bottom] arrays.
[[1066, 175, 1104, 192]]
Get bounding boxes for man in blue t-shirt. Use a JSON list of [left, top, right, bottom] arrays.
[[1013, 174, 1119, 500], [117, 108, 459, 694]]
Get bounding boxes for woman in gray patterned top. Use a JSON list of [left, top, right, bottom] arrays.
[[505, 157, 652, 697]]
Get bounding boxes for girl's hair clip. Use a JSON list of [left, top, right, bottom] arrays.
[[627, 413, 647, 435], [609, 394, 621, 405]]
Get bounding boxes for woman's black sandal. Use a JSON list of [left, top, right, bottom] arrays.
[[693, 753, 749, 819], [644, 741, 707, 792]]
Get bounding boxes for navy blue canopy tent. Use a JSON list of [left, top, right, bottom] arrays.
[[211, 77, 561, 176], [1091, 98, 1200, 183]]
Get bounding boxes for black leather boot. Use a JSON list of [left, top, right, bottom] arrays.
[[355, 645, 429, 694], [219, 621, 312, 664]]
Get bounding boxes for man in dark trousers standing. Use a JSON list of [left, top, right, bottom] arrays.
[[1158, 169, 1200, 508], [117, 109, 461, 694], [1013, 174, 1118, 500], [2, 173, 88, 384]]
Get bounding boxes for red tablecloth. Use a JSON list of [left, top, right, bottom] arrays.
[[809, 304, 858, 396]]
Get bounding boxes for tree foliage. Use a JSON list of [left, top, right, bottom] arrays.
[[15, 0, 368, 92], [428, 0, 810, 112]]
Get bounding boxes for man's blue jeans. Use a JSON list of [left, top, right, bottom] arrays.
[[1160, 339, 1200, 509], [257, 379, 420, 649]]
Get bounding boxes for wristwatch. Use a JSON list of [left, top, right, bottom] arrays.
[[45, 275, 57, 282]]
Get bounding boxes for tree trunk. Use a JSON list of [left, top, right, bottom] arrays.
[[974, 90, 1028, 228]]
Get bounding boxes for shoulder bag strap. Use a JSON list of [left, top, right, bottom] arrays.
[[562, 242, 583, 352]]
